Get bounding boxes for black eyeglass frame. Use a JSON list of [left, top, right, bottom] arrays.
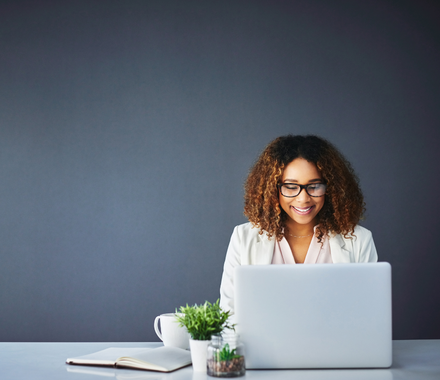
[[277, 183, 327, 198]]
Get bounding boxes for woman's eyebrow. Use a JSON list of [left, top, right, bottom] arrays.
[[283, 178, 322, 183]]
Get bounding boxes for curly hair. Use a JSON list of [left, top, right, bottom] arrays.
[[244, 135, 365, 242]]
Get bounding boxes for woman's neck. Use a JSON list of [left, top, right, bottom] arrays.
[[284, 220, 316, 237]]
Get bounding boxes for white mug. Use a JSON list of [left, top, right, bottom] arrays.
[[154, 313, 190, 349]]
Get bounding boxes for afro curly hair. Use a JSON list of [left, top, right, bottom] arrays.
[[244, 135, 365, 242]]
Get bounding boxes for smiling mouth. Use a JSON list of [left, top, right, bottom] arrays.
[[292, 206, 313, 215]]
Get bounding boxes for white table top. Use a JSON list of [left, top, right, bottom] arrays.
[[1, 340, 439, 380]]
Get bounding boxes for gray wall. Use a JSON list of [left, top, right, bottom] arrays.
[[0, 0, 439, 341]]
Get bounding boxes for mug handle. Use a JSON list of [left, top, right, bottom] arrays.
[[154, 316, 163, 341]]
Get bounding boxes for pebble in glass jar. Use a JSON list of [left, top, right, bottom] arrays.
[[207, 332, 245, 377]]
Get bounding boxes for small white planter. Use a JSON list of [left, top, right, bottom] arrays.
[[189, 339, 210, 372]]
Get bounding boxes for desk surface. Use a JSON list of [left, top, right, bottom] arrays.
[[0, 340, 439, 380]]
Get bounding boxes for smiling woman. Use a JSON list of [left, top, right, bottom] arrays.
[[219, 135, 378, 315], [278, 158, 326, 263]]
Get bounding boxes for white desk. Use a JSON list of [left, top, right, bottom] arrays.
[[1, 340, 439, 380]]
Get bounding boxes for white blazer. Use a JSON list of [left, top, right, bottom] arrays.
[[219, 222, 378, 315]]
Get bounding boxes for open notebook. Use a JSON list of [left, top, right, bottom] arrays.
[[66, 346, 191, 372]]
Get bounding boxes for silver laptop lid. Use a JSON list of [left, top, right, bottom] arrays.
[[235, 263, 392, 369]]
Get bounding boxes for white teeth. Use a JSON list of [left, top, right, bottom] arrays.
[[294, 206, 311, 212]]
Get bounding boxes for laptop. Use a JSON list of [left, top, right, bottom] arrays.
[[235, 262, 392, 369]]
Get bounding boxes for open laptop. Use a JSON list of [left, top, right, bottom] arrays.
[[235, 263, 392, 369]]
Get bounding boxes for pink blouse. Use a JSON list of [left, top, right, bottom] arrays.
[[272, 227, 333, 264]]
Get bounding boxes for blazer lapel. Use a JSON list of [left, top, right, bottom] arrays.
[[250, 232, 275, 265], [329, 233, 352, 263], [247, 228, 353, 264]]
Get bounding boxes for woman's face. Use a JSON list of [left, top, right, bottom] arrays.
[[279, 158, 325, 229]]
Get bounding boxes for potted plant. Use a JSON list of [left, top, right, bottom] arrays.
[[175, 299, 233, 372], [207, 333, 246, 377]]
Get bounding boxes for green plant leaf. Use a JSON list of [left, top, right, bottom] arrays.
[[174, 299, 235, 341], [217, 343, 242, 361]]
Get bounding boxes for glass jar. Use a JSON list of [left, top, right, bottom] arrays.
[[207, 332, 245, 377]]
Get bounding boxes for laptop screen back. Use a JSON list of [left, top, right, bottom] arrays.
[[235, 263, 392, 369]]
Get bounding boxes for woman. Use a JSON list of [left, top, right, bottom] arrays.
[[220, 134, 378, 315]]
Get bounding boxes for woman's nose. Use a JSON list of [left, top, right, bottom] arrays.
[[296, 187, 311, 202]]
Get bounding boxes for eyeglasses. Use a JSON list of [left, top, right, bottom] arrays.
[[278, 183, 327, 198]]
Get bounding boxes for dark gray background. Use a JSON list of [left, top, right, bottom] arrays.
[[0, 0, 439, 342]]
